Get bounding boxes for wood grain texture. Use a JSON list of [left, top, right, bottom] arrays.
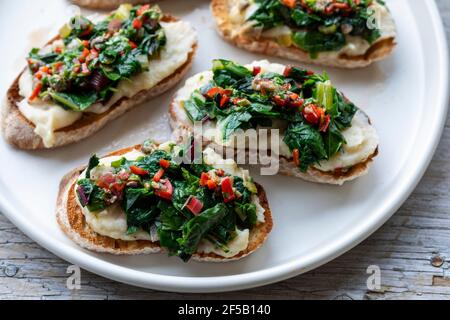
[[1, 0, 449, 300]]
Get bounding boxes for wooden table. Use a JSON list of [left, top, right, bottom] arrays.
[[1, 1, 449, 300]]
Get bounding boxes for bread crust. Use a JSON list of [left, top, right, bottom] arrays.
[[210, 0, 396, 68], [1, 16, 196, 150], [71, 0, 151, 10], [56, 145, 273, 262]]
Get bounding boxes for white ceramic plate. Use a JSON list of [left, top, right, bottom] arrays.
[[0, 0, 448, 293]]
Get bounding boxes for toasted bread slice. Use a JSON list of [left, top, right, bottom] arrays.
[[170, 101, 377, 185], [1, 16, 196, 150], [72, 0, 152, 10], [211, 0, 396, 68], [56, 145, 273, 262]]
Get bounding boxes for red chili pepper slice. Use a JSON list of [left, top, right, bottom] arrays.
[[221, 176, 235, 203], [200, 172, 209, 186], [253, 65, 261, 76], [28, 82, 43, 101], [207, 179, 217, 190], [293, 149, 300, 167], [283, 66, 292, 77], [153, 168, 165, 182], [130, 165, 149, 176], [129, 40, 138, 49], [219, 95, 230, 108], [319, 114, 331, 132], [206, 87, 221, 99], [159, 159, 170, 169], [137, 4, 151, 16], [273, 95, 287, 107], [133, 18, 143, 29], [302, 104, 323, 125]]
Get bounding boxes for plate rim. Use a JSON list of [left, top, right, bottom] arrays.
[[0, 0, 448, 293]]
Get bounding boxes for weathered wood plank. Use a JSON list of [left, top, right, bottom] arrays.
[[0, 0, 449, 300]]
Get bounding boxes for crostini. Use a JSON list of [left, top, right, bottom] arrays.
[[56, 139, 273, 262], [211, 0, 396, 68], [170, 59, 379, 185], [2, 4, 197, 149], [72, 0, 151, 10]]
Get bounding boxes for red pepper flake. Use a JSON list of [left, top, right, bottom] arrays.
[[319, 114, 331, 132], [153, 168, 165, 182], [221, 176, 235, 203], [133, 18, 143, 29], [206, 87, 221, 99], [283, 66, 292, 77], [302, 104, 323, 125], [39, 66, 51, 74], [219, 95, 230, 108], [130, 165, 149, 176], [207, 179, 217, 190], [216, 169, 225, 177], [129, 40, 138, 49], [293, 149, 300, 167], [159, 159, 170, 169], [35, 73, 43, 80], [306, 70, 315, 75], [80, 25, 93, 37], [273, 95, 287, 107], [54, 62, 63, 70], [200, 172, 209, 186], [55, 47, 62, 54], [137, 4, 151, 16], [28, 82, 43, 102], [253, 65, 261, 76]]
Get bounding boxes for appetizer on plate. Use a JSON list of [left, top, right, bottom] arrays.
[[2, 4, 197, 149], [170, 59, 379, 185], [211, 0, 396, 68], [56, 140, 273, 262], [72, 0, 152, 10]]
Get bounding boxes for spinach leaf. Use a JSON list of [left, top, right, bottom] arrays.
[[284, 122, 327, 171], [77, 179, 106, 212], [213, 59, 252, 87], [219, 111, 252, 141], [182, 91, 208, 122], [123, 188, 158, 231], [292, 31, 346, 57], [323, 121, 345, 159], [49, 91, 98, 111], [178, 203, 228, 260]]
